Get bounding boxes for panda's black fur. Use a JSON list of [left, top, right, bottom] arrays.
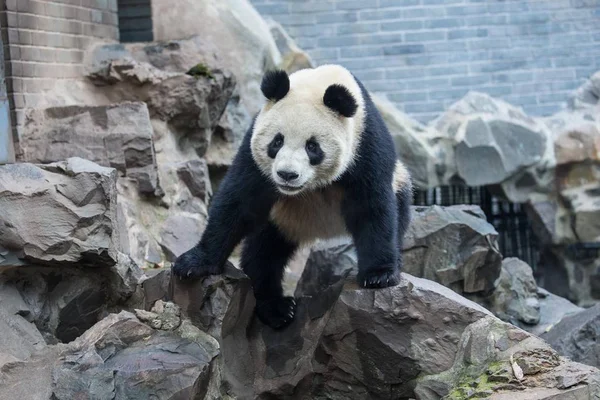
[[173, 67, 412, 330]]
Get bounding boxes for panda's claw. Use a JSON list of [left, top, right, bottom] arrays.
[[359, 268, 400, 289], [172, 247, 223, 280], [255, 296, 297, 330]]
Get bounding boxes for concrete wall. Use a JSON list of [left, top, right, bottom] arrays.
[[251, 0, 600, 122], [0, 0, 119, 155]]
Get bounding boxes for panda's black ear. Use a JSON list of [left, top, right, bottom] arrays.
[[261, 70, 290, 102], [323, 84, 358, 118]]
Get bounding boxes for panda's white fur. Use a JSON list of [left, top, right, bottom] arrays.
[[250, 64, 411, 244]]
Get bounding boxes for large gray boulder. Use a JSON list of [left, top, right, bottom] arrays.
[[403, 205, 502, 295], [86, 57, 235, 157], [489, 258, 540, 327], [0, 158, 120, 269], [168, 242, 600, 399], [0, 310, 223, 400], [543, 303, 600, 368], [20, 102, 161, 196], [433, 92, 550, 192], [531, 287, 583, 337]]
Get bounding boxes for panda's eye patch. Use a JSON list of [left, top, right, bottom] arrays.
[[268, 133, 284, 158], [305, 139, 324, 165]]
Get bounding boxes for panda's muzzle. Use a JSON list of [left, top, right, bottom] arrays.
[[277, 170, 299, 181]]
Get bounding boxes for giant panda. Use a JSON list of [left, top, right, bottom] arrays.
[[173, 64, 412, 329]]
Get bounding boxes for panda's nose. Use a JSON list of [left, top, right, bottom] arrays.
[[277, 170, 299, 181]]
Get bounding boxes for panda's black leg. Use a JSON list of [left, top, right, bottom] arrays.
[[241, 221, 298, 330], [342, 186, 401, 289], [172, 125, 277, 281]]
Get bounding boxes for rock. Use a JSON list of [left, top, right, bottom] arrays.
[[536, 245, 600, 307], [109, 252, 145, 305], [543, 303, 600, 368], [0, 254, 144, 344], [141, 268, 172, 310], [570, 70, 600, 109], [0, 282, 46, 366], [207, 241, 600, 399], [149, 0, 281, 168], [159, 214, 207, 262], [0, 158, 119, 269], [526, 201, 558, 247], [430, 92, 552, 201], [20, 102, 161, 196], [417, 317, 600, 400], [85, 53, 235, 156], [52, 311, 221, 400], [144, 71, 234, 155], [402, 205, 502, 295], [0, 346, 62, 400], [456, 118, 546, 186], [555, 125, 600, 165], [267, 18, 314, 74], [135, 300, 181, 331], [176, 159, 212, 204], [171, 261, 251, 339], [151, 0, 280, 107], [116, 134, 211, 268], [489, 258, 540, 327], [206, 88, 252, 167], [560, 183, 600, 243], [529, 287, 583, 337], [372, 94, 442, 188]]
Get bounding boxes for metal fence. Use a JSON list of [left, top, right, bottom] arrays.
[[413, 186, 540, 269]]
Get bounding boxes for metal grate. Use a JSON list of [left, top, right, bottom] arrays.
[[118, 0, 153, 43], [413, 186, 540, 269]]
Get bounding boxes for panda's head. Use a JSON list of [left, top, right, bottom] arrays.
[[251, 65, 365, 196]]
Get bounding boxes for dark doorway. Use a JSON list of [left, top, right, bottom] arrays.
[[118, 0, 154, 42]]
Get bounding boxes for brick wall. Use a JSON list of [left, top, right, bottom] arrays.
[[0, 0, 119, 153], [251, 0, 600, 122]]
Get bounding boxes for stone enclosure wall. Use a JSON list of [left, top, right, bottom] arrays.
[[251, 0, 600, 122], [0, 0, 119, 153]]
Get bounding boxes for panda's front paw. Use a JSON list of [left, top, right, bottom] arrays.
[[255, 296, 297, 330], [358, 266, 400, 289], [172, 247, 222, 280]]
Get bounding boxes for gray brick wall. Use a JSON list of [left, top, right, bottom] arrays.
[[0, 0, 119, 155], [251, 0, 600, 122]]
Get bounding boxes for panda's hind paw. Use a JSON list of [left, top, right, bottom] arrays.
[[255, 296, 297, 330], [172, 247, 222, 280], [359, 267, 400, 289]]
